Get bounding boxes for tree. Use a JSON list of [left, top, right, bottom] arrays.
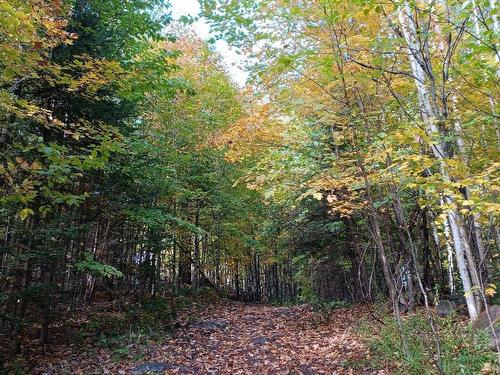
[[201, 0, 499, 321]]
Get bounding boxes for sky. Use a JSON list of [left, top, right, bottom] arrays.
[[170, 0, 248, 87]]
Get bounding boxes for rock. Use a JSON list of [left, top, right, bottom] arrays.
[[297, 364, 315, 375], [192, 319, 228, 330], [475, 305, 500, 330], [252, 336, 270, 346], [436, 300, 456, 317], [475, 305, 500, 349], [448, 294, 468, 314], [129, 362, 174, 374]]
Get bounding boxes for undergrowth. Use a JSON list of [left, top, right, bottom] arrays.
[[1, 287, 220, 374], [361, 310, 498, 374]]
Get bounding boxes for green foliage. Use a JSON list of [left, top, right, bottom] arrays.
[[88, 312, 130, 338], [292, 254, 315, 303], [75, 253, 124, 278], [2, 2, 498, 374], [131, 299, 176, 332], [87, 299, 175, 341], [311, 300, 351, 313], [365, 312, 498, 374], [112, 346, 130, 362], [1, 355, 31, 375]]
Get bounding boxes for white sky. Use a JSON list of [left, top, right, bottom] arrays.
[[170, 0, 248, 87]]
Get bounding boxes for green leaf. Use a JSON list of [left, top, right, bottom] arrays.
[[19, 208, 34, 220]]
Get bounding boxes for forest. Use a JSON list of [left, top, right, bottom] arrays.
[[0, 0, 499, 373]]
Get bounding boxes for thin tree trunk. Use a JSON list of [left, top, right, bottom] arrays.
[[397, 2, 479, 319]]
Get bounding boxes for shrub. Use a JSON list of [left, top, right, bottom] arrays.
[[86, 298, 176, 343], [311, 299, 351, 313], [127, 298, 175, 332], [87, 311, 129, 337]]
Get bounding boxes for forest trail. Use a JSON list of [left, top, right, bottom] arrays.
[[127, 302, 380, 375]]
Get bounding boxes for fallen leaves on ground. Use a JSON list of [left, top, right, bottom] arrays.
[[32, 302, 385, 374]]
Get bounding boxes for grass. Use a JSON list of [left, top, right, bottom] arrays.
[[360, 309, 498, 374]]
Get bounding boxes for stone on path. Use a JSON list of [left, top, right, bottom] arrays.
[[252, 335, 270, 346], [192, 319, 229, 330], [129, 362, 197, 374], [130, 362, 171, 374]]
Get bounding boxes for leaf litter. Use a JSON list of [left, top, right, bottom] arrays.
[[32, 302, 386, 374]]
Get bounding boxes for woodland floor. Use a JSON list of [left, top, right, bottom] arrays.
[[30, 302, 386, 375]]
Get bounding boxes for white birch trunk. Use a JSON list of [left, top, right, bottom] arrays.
[[398, 2, 480, 320], [441, 213, 456, 294]]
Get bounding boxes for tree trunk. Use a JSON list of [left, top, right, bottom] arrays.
[[397, 2, 480, 319]]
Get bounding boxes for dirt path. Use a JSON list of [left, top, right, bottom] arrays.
[[129, 302, 380, 375]]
